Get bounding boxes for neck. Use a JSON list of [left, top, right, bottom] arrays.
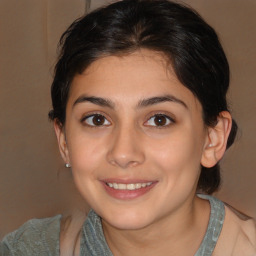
[[102, 195, 210, 256]]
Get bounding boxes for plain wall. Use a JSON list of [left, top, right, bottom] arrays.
[[0, 0, 255, 239]]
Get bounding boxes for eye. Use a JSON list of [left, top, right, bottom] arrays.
[[83, 114, 111, 127], [145, 114, 173, 127]]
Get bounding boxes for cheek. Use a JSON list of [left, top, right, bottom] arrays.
[[67, 135, 107, 201], [148, 128, 204, 178], [68, 134, 107, 176], [150, 140, 202, 204]]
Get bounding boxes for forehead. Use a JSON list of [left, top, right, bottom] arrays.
[[68, 49, 201, 111]]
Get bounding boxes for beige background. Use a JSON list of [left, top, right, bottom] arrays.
[[0, 0, 255, 239]]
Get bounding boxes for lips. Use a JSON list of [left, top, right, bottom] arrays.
[[101, 179, 157, 200]]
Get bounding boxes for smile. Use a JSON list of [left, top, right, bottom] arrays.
[[103, 180, 157, 200], [106, 182, 153, 190]]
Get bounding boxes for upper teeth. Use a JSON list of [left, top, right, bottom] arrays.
[[107, 182, 152, 190]]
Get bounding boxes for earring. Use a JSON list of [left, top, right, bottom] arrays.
[[65, 163, 71, 168], [208, 144, 213, 148]]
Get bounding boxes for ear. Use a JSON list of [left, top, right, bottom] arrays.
[[201, 111, 232, 168], [54, 120, 70, 165]]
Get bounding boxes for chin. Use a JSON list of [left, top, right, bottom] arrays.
[[107, 218, 151, 230], [101, 209, 155, 230]]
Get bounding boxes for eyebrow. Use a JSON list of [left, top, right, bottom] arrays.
[[72, 94, 187, 109], [73, 96, 115, 109], [137, 95, 187, 109]]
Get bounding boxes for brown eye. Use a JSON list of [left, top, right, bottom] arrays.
[[145, 114, 173, 127], [84, 114, 110, 127], [154, 115, 167, 126], [92, 115, 105, 125]]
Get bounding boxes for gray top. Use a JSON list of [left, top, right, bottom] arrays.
[[0, 215, 61, 255], [0, 195, 224, 255], [195, 195, 225, 256]]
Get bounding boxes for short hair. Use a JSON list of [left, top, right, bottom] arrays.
[[49, 0, 237, 194]]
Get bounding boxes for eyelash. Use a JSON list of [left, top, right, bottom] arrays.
[[81, 113, 111, 127], [144, 114, 175, 128], [81, 113, 175, 128]]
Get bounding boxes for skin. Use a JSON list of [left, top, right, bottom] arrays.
[[55, 49, 232, 255]]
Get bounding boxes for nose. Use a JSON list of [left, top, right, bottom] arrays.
[[106, 125, 145, 169]]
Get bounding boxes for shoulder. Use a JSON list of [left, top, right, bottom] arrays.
[[59, 211, 86, 256], [0, 215, 61, 256], [214, 204, 256, 256]]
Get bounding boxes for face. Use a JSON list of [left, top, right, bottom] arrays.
[[56, 50, 212, 230]]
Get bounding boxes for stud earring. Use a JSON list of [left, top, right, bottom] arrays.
[[65, 163, 71, 168], [208, 144, 213, 148]]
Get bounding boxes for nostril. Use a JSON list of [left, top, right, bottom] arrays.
[[107, 151, 145, 169]]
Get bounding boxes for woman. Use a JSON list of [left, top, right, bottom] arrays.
[[1, 0, 255, 255]]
